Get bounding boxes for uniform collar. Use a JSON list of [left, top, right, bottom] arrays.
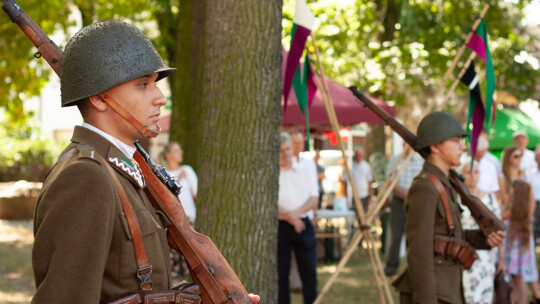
[[81, 123, 136, 158], [71, 126, 145, 188]]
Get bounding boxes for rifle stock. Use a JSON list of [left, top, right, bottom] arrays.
[[2, 1, 251, 302], [1, 0, 62, 76], [348, 86, 505, 237], [134, 146, 251, 303]]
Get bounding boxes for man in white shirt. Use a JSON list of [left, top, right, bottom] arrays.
[[475, 135, 500, 195], [345, 147, 373, 211], [513, 130, 538, 177], [290, 132, 319, 195], [278, 132, 318, 304]]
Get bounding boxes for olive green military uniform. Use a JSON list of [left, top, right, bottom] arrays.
[[393, 161, 489, 304], [32, 126, 172, 303]]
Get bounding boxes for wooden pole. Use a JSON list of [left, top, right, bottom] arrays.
[[310, 34, 393, 304], [366, 149, 405, 212], [366, 150, 413, 223], [424, 4, 490, 112], [314, 230, 363, 304], [311, 42, 366, 226], [439, 51, 479, 107], [364, 4, 489, 225], [311, 5, 490, 302]]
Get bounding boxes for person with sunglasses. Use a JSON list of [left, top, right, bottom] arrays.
[[513, 131, 538, 177]]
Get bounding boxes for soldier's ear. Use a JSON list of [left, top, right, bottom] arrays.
[[88, 95, 108, 112]]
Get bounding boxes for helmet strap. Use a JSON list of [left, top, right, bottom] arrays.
[[435, 143, 461, 167], [98, 92, 160, 138]]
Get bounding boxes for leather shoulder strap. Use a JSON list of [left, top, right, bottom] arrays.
[[428, 173, 455, 233], [98, 154, 153, 291]]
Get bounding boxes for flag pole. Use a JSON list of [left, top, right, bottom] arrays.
[[310, 33, 394, 304], [363, 150, 406, 219], [364, 4, 490, 225], [439, 51, 478, 107], [425, 4, 490, 112], [366, 151, 413, 223]]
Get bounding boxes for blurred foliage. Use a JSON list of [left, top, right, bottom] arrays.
[[282, 0, 539, 124], [0, 115, 64, 182], [0, 0, 163, 126], [1, 0, 538, 126]]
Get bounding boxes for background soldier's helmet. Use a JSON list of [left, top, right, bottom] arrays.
[[60, 20, 176, 107], [416, 111, 469, 150]]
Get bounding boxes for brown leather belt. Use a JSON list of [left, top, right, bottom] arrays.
[[99, 154, 153, 291]]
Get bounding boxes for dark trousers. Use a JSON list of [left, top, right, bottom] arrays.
[[278, 218, 318, 304], [385, 195, 406, 273], [351, 197, 369, 213]]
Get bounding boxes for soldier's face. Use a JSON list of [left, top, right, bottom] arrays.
[[440, 136, 465, 166], [107, 73, 167, 139]]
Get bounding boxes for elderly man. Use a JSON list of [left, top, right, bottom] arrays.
[[513, 130, 538, 176], [278, 132, 319, 304]]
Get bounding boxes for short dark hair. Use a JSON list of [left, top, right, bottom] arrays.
[[419, 147, 431, 158], [75, 98, 90, 119]]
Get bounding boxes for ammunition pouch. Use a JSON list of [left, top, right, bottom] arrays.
[[434, 234, 478, 270], [101, 284, 201, 304]]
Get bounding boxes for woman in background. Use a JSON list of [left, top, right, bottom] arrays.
[[161, 141, 198, 225], [503, 180, 538, 304], [500, 146, 540, 303], [161, 141, 198, 282], [458, 159, 502, 304]]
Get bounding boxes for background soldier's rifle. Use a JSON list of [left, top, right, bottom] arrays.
[[348, 86, 505, 238], [1, 0, 252, 302]]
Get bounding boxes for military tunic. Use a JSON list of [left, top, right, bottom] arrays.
[[32, 126, 172, 303], [393, 161, 489, 304]]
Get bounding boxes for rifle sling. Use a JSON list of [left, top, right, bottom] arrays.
[[98, 154, 153, 291], [428, 173, 455, 234]]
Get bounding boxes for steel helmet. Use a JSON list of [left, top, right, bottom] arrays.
[[416, 111, 469, 150], [60, 20, 176, 107]]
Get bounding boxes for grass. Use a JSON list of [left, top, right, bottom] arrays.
[[0, 220, 35, 304], [0, 220, 400, 304], [291, 239, 400, 304]]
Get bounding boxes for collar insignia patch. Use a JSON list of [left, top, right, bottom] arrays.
[[108, 157, 145, 188]]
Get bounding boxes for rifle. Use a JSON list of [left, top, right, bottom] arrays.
[[348, 86, 505, 238], [1, 0, 252, 302]]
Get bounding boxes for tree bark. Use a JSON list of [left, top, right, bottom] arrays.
[[173, 1, 282, 301]]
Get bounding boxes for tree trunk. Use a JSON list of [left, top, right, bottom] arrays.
[[172, 1, 282, 302]]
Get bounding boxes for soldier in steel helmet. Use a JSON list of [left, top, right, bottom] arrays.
[[31, 21, 260, 303], [392, 111, 505, 304]]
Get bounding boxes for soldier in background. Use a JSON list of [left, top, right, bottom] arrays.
[[393, 112, 504, 304]]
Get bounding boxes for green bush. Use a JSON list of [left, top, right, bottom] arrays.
[[0, 120, 63, 182]]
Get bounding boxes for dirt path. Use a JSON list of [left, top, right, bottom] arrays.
[[0, 220, 35, 304]]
